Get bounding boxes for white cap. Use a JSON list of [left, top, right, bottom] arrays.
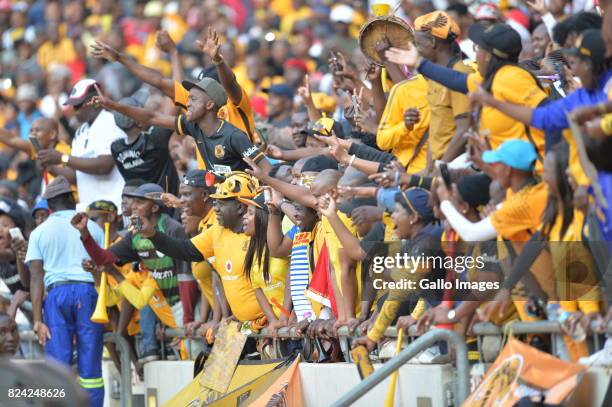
[[64, 78, 97, 106], [330, 4, 355, 24], [16, 84, 38, 102]]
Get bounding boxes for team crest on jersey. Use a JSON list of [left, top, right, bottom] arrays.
[[214, 145, 225, 158], [225, 260, 233, 273]]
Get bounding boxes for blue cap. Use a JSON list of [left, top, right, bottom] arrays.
[[397, 188, 435, 223], [31, 199, 49, 216], [266, 83, 294, 99], [377, 187, 400, 212], [482, 139, 537, 171]]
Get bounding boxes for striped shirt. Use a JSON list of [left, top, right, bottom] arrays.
[[287, 226, 314, 321]]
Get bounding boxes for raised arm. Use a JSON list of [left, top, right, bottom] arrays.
[[197, 28, 242, 105], [244, 157, 318, 209], [156, 30, 184, 85], [0, 129, 31, 154], [90, 94, 176, 129], [266, 199, 293, 258], [90, 40, 175, 99], [319, 195, 365, 261]]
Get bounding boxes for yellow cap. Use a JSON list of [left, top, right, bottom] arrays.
[[209, 172, 259, 200], [311, 93, 336, 115]]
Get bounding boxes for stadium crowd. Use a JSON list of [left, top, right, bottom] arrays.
[[0, 0, 612, 405]]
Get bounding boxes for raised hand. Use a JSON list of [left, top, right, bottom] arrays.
[[296, 74, 312, 104], [243, 156, 269, 181], [317, 193, 337, 218], [196, 27, 222, 62], [385, 46, 421, 68], [313, 133, 350, 164], [265, 144, 284, 160], [90, 40, 120, 62], [156, 30, 176, 54], [526, 0, 547, 15]]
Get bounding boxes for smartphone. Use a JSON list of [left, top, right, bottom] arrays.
[[29, 137, 42, 153], [351, 345, 374, 379], [438, 162, 452, 188], [9, 227, 24, 241], [263, 188, 271, 203], [129, 217, 142, 233]]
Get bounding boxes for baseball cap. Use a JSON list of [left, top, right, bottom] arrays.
[[330, 4, 355, 24], [396, 187, 435, 223], [311, 93, 336, 115], [562, 29, 606, 67], [473, 3, 499, 21], [265, 83, 294, 99], [42, 176, 73, 199], [182, 77, 228, 107], [468, 23, 522, 60], [183, 169, 215, 188], [123, 183, 164, 203], [482, 139, 537, 171], [113, 88, 150, 130], [0, 198, 27, 231], [456, 174, 492, 209], [16, 84, 38, 102], [31, 199, 49, 216], [238, 192, 268, 212], [414, 11, 460, 40], [210, 172, 258, 200], [64, 79, 98, 106], [284, 58, 309, 73], [307, 117, 345, 139], [87, 200, 118, 214]]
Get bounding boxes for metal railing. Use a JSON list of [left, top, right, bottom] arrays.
[[330, 329, 469, 407], [17, 331, 132, 407]]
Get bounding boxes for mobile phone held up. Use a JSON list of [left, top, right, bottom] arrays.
[[9, 227, 24, 241], [437, 161, 452, 188]]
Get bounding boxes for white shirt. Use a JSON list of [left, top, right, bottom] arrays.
[[71, 110, 126, 210]]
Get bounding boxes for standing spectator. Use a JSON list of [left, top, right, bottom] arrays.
[[25, 176, 106, 407], [36, 24, 77, 71], [75, 183, 190, 363], [15, 84, 43, 141], [37, 79, 127, 209], [110, 89, 179, 195]]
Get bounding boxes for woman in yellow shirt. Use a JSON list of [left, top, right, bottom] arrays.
[[239, 193, 290, 331], [385, 23, 547, 163]]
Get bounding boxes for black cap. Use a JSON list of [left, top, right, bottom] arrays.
[[123, 183, 164, 202], [456, 174, 491, 209], [468, 23, 522, 60], [562, 29, 606, 67], [183, 169, 208, 188], [0, 198, 27, 231]]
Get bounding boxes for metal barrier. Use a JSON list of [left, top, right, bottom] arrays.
[[17, 331, 133, 407], [330, 329, 469, 407]]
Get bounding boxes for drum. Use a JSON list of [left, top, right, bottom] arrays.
[[359, 15, 414, 66]]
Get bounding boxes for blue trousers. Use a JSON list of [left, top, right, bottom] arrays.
[[44, 283, 104, 407], [138, 305, 159, 355]]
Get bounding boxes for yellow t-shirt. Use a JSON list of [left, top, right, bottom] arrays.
[[427, 59, 473, 160], [190, 224, 263, 322], [174, 82, 256, 169], [376, 75, 429, 173], [467, 66, 547, 166], [250, 257, 289, 318], [192, 209, 218, 307], [490, 182, 548, 241], [37, 38, 77, 70], [313, 211, 362, 317]]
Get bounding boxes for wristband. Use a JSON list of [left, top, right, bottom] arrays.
[[212, 55, 224, 65], [61, 154, 70, 165], [348, 154, 356, 167]]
